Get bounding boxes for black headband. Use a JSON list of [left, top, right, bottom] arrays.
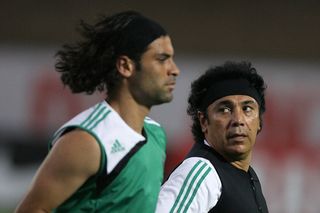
[[118, 16, 167, 56], [200, 78, 262, 110]]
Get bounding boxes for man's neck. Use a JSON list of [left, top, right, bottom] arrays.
[[107, 97, 150, 134], [230, 159, 251, 172], [204, 140, 251, 171]]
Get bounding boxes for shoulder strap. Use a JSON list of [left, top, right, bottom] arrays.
[[95, 140, 146, 195]]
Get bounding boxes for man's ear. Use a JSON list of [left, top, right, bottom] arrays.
[[116, 55, 135, 78], [257, 125, 262, 134], [198, 111, 208, 133]]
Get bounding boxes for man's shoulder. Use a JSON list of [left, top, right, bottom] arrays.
[[165, 157, 221, 199], [171, 157, 215, 178], [157, 157, 222, 213]]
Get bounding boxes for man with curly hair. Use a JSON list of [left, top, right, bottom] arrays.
[[16, 10, 179, 213], [157, 61, 268, 212]]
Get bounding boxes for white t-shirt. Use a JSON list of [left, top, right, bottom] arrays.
[[156, 157, 222, 213]]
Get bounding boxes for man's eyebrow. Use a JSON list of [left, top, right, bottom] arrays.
[[215, 99, 257, 106], [156, 52, 172, 58], [215, 100, 233, 106], [242, 100, 257, 105]]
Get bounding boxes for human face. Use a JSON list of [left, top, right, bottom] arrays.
[[129, 35, 180, 107], [200, 95, 260, 162]]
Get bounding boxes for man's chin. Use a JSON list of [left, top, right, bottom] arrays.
[[225, 148, 249, 160], [156, 94, 174, 105]]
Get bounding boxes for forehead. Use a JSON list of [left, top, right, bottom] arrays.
[[143, 35, 174, 55], [211, 95, 258, 106]]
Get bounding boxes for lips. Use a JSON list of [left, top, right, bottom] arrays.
[[166, 80, 176, 86], [166, 81, 176, 91], [166, 77, 176, 86], [166, 82, 175, 86], [227, 133, 247, 139]]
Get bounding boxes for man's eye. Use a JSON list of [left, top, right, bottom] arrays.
[[158, 57, 167, 62], [243, 106, 253, 112], [220, 107, 231, 113]]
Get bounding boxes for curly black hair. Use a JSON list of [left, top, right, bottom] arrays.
[[55, 11, 164, 97], [187, 61, 267, 144]]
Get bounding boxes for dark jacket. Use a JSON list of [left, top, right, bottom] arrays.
[[187, 142, 269, 213]]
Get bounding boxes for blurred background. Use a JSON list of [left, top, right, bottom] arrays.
[[1, 1, 320, 212]]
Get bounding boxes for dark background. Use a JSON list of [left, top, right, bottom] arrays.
[[2, 0, 320, 60]]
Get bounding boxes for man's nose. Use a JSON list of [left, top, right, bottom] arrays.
[[231, 108, 245, 127], [169, 60, 180, 77]]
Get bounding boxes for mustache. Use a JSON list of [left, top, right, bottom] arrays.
[[166, 76, 177, 85]]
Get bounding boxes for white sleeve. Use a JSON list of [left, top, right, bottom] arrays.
[[156, 157, 222, 213]]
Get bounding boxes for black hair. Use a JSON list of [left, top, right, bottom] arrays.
[[187, 61, 267, 143], [55, 11, 167, 97]]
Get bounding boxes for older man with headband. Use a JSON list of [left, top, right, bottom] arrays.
[[157, 61, 268, 213]]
